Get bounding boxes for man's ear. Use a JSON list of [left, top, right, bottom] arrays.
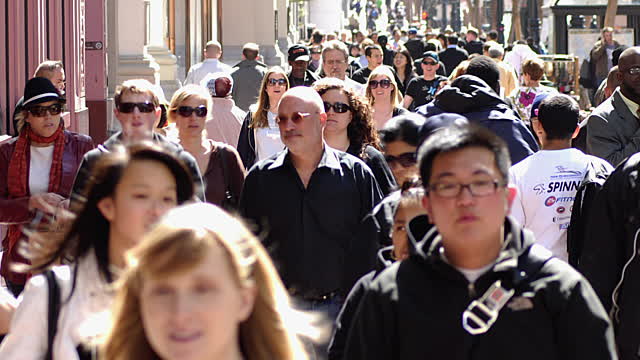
[[319, 112, 327, 126], [571, 125, 580, 139], [506, 185, 517, 212]]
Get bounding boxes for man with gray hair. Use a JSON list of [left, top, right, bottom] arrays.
[[185, 40, 232, 85], [322, 40, 365, 94], [239, 86, 382, 358], [488, 44, 518, 97], [231, 42, 267, 111]]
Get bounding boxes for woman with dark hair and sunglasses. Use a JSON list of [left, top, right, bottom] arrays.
[[392, 47, 416, 95], [313, 77, 396, 196], [0, 142, 194, 359], [0, 77, 94, 297], [169, 84, 245, 210], [365, 66, 407, 130], [237, 67, 289, 169]]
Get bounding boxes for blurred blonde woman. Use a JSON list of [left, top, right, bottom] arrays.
[[102, 202, 309, 360], [365, 66, 407, 130]]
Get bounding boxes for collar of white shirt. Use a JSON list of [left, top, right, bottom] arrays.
[[618, 90, 640, 118]]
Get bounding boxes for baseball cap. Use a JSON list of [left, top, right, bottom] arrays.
[[422, 51, 439, 63], [201, 72, 233, 98], [408, 28, 418, 35], [288, 45, 310, 62]]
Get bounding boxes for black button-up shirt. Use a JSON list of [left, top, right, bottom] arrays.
[[239, 146, 383, 296]]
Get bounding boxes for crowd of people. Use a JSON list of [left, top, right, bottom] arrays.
[[0, 19, 638, 360]]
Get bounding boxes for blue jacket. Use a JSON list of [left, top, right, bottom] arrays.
[[416, 75, 539, 165]]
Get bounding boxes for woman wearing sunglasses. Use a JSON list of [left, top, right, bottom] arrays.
[[237, 67, 289, 169], [366, 66, 407, 130], [313, 78, 396, 196], [169, 85, 245, 209], [0, 77, 94, 297]]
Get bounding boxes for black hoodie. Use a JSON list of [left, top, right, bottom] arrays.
[[343, 217, 617, 360], [416, 75, 539, 165]]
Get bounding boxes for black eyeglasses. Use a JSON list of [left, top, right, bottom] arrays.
[[118, 102, 156, 113], [323, 101, 352, 113], [175, 105, 208, 117], [26, 103, 63, 117], [428, 180, 505, 198], [267, 78, 287, 86], [369, 79, 392, 89], [624, 66, 640, 75], [422, 60, 438, 66], [384, 152, 417, 167]]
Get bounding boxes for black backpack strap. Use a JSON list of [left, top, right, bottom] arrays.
[[44, 270, 61, 360]]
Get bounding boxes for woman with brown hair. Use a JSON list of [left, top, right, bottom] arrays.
[[313, 78, 396, 195], [0, 77, 94, 297], [510, 57, 557, 124], [102, 202, 309, 360], [237, 67, 290, 169], [365, 66, 407, 130], [0, 142, 194, 359], [392, 47, 416, 95], [169, 84, 245, 210]]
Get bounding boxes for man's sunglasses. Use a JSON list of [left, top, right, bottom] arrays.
[[323, 101, 352, 113], [118, 102, 156, 113], [385, 152, 417, 167], [422, 60, 438, 66], [26, 104, 63, 117], [267, 78, 287, 86], [369, 79, 392, 89], [175, 105, 208, 118], [276, 112, 311, 124]]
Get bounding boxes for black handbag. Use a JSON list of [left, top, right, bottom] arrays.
[[219, 147, 238, 211]]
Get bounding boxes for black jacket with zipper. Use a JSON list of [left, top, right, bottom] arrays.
[[579, 152, 640, 360], [343, 217, 617, 360]]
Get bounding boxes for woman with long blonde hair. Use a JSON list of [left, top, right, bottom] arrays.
[[365, 66, 407, 130], [237, 67, 290, 169], [102, 202, 309, 360]]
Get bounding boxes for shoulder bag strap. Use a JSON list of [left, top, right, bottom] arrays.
[[45, 269, 61, 360], [219, 146, 231, 196]]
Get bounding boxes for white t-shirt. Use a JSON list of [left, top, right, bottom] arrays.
[[29, 145, 55, 195], [255, 111, 284, 162], [509, 149, 602, 261]]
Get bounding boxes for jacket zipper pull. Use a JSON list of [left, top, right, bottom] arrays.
[[468, 282, 476, 298]]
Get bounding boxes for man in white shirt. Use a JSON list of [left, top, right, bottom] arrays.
[[321, 40, 365, 95], [184, 40, 232, 85], [509, 94, 613, 261]]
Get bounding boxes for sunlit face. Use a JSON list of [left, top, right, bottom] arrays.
[[277, 95, 326, 155], [98, 160, 178, 259], [603, 31, 613, 45], [265, 73, 288, 105], [48, 68, 66, 94], [392, 201, 426, 261], [174, 96, 208, 139], [140, 243, 255, 360], [321, 89, 352, 136], [368, 49, 383, 68], [393, 53, 408, 68], [422, 147, 515, 251], [25, 100, 61, 138], [370, 74, 394, 104], [421, 58, 439, 77], [323, 49, 349, 80], [115, 91, 161, 142], [384, 140, 418, 186]]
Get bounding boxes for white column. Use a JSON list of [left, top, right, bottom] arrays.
[[116, 0, 159, 86], [309, 0, 343, 34], [146, 0, 181, 101]]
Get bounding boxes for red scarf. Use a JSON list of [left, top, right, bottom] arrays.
[[2, 123, 65, 284]]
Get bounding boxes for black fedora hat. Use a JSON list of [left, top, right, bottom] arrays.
[[23, 77, 64, 107]]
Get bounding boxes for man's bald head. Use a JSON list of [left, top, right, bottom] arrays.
[[618, 47, 640, 69], [617, 47, 640, 100], [280, 86, 325, 114]]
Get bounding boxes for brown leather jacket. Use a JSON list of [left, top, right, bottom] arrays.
[[0, 130, 94, 284]]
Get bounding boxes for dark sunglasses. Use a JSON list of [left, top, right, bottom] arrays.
[[385, 152, 417, 167], [323, 101, 352, 113], [176, 105, 208, 117], [26, 103, 63, 117], [422, 60, 438, 66], [369, 79, 392, 89], [118, 102, 156, 113], [267, 78, 287, 86]]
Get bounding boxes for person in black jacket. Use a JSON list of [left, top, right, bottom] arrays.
[[403, 29, 424, 63], [416, 58, 538, 165], [438, 35, 469, 77], [579, 152, 640, 360], [343, 123, 617, 360]]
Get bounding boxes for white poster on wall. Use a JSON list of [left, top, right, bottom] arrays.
[[568, 28, 634, 63]]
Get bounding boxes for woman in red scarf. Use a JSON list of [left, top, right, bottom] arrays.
[[0, 77, 94, 296]]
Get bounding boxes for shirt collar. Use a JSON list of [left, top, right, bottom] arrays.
[[267, 144, 343, 172], [618, 90, 640, 118], [448, 44, 457, 48]]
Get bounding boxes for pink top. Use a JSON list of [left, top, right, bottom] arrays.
[[205, 97, 245, 147]]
